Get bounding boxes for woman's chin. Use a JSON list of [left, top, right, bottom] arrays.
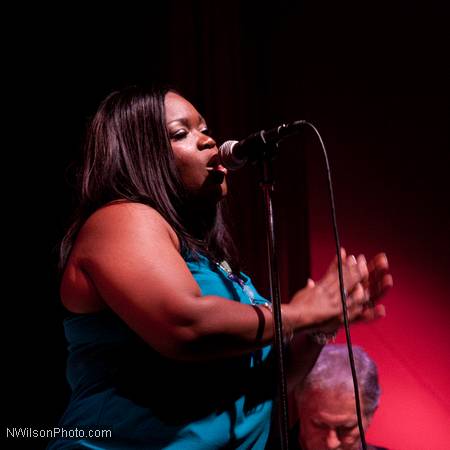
[[205, 176, 228, 200], [191, 183, 227, 206]]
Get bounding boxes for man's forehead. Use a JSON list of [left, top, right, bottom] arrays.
[[299, 387, 360, 416], [302, 386, 355, 402], [311, 413, 358, 428]]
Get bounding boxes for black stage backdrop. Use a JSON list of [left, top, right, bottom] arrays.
[[4, 2, 449, 449]]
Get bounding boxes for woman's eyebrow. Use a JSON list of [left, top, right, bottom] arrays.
[[167, 115, 206, 126], [167, 117, 188, 126]]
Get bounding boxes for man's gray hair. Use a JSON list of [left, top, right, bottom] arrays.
[[295, 344, 380, 417]]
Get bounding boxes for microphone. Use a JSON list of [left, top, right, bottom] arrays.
[[219, 120, 306, 170]]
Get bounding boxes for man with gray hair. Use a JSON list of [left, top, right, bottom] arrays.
[[291, 344, 388, 450]]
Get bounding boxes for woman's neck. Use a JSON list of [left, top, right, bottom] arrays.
[[182, 200, 218, 241]]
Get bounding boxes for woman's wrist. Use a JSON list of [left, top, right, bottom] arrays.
[[281, 305, 295, 345], [282, 305, 338, 345]]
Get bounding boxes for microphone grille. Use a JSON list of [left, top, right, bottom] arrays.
[[219, 140, 244, 170], [219, 140, 238, 157]]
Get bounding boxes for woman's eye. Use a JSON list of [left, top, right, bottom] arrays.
[[201, 128, 212, 137], [170, 130, 188, 140]]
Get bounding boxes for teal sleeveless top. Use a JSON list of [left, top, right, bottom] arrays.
[[48, 254, 273, 449]]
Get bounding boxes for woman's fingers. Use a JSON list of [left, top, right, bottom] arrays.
[[366, 253, 393, 302], [357, 254, 369, 280], [346, 283, 365, 307], [367, 253, 390, 287], [321, 253, 359, 293], [325, 248, 347, 274], [360, 303, 386, 322], [367, 252, 389, 272], [340, 254, 368, 295], [369, 273, 393, 302], [301, 250, 390, 329], [341, 283, 364, 321], [297, 251, 391, 333]]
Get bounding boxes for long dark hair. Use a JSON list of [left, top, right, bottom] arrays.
[[60, 85, 238, 271]]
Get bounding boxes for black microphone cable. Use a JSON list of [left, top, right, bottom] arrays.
[[300, 120, 368, 450]]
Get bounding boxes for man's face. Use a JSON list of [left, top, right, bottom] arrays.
[[297, 388, 371, 450]]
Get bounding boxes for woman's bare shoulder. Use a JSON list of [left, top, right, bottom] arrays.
[[79, 201, 179, 250], [61, 202, 182, 313]]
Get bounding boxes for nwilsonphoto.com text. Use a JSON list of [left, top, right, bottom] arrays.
[[6, 427, 112, 440]]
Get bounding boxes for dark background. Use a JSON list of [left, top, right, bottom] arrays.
[[5, 1, 449, 449]]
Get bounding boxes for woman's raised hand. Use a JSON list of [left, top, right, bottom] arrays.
[[284, 249, 393, 334]]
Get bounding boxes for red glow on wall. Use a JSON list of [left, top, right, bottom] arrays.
[[308, 185, 450, 449]]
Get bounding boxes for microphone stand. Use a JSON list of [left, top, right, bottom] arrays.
[[258, 145, 290, 450]]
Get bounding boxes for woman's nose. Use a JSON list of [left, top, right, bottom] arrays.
[[197, 132, 216, 151]]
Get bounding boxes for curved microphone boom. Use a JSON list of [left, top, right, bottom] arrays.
[[219, 120, 306, 170]]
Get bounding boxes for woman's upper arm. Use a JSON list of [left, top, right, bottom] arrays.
[[74, 203, 203, 354]]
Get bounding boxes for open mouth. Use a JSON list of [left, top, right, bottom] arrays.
[[206, 165, 227, 183], [207, 164, 227, 175], [206, 154, 228, 183]]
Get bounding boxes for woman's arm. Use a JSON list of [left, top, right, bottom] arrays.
[[61, 202, 384, 361], [62, 202, 278, 360]]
